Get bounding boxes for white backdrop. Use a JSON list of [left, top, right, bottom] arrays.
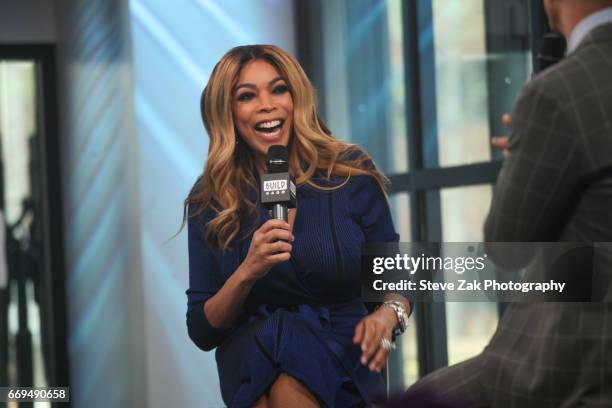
[[129, 1, 295, 406]]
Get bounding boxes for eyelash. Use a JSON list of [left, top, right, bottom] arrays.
[[273, 85, 289, 94], [237, 92, 255, 102], [236, 85, 289, 102]]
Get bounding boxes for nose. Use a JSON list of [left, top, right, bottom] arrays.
[[258, 92, 276, 113]]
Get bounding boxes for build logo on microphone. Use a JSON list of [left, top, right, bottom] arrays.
[[260, 173, 296, 207], [263, 179, 287, 195]]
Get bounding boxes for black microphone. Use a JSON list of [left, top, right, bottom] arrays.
[[260, 145, 297, 222], [537, 33, 566, 73]]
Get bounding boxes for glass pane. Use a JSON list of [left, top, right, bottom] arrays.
[[391, 192, 411, 242], [389, 192, 418, 386], [400, 318, 419, 387], [320, 0, 409, 174], [445, 302, 499, 365], [440, 184, 498, 365], [387, 0, 409, 174], [441, 184, 491, 242], [0, 60, 50, 392], [431, 0, 532, 168]]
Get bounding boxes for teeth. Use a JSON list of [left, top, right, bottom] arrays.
[[256, 120, 282, 129]]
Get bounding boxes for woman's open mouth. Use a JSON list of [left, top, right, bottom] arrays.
[[253, 119, 285, 139]]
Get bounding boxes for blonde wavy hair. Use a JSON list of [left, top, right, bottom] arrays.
[[183, 44, 391, 251]]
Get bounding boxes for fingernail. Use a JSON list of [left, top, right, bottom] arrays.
[[361, 345, 367, 352], [369, 364, 375, 371], [361, 356, 367, 365]]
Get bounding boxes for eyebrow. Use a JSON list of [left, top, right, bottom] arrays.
[[234, 76, 285, 93]]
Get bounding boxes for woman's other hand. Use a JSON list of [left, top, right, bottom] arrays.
[[491, 113, 512, 158], [242, 219, 294, 281], [352, 306, 398, 372]]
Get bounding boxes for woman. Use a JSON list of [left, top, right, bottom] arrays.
[[184, 45, 411, 407]]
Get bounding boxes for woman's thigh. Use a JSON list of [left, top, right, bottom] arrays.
[[268, 373, 320, 408], [251, 394, 269, 408]]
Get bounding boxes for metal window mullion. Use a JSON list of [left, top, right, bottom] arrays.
[[401, 0, 449, 378]]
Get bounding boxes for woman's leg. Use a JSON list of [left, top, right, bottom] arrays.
[[268, 373, 320, 408]]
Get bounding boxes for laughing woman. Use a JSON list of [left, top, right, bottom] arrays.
[[184, 45, 411, 408]]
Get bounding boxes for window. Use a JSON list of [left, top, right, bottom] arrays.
[[296, 0, 544, 390], [0, 45, 68, 392]]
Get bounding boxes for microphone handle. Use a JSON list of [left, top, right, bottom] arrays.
[[272, 203, 288, 222]]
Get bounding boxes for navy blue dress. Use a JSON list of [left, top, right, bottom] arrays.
[[186, 173, 400, 407]]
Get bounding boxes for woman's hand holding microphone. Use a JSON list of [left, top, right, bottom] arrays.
[[241, 219, 294, 281], [204, 219, 294, 330]]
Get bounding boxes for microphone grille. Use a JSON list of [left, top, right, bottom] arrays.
[[267, 145, 289, 173]]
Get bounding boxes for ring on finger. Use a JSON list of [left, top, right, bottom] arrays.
[[380, 337, 396, 351]]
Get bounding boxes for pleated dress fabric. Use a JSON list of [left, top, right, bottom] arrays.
[[186, 173, 400, 407]]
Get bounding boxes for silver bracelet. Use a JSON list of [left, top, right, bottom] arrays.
[[380, 300, 409, 337]]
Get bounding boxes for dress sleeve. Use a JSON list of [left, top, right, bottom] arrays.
[[185, 203, 232, 351], [349, 175, 400, 243]]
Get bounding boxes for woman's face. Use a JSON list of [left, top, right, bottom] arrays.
[[232, 59, 294, 169]]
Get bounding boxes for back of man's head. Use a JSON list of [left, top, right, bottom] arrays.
[[544, 0, 612, 37]]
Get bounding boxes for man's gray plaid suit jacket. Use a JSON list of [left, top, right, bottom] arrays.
[[408, 23, 612, 408]]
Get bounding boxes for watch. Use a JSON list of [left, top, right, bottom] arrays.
[[381, 300, 409, 337]]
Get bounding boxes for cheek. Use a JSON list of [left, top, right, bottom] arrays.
[[544, 0, 557, 20], [232, 105, 250, 129], [284, 97, 294, 118]]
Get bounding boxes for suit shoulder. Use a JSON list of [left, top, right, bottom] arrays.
[[528, 44, 612, 104]]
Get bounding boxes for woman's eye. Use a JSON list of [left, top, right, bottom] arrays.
[[237, 92, 255, 102], [273, 85, 289, 94]]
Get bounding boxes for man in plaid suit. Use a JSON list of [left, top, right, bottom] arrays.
[[405, 1, 612, 407]]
